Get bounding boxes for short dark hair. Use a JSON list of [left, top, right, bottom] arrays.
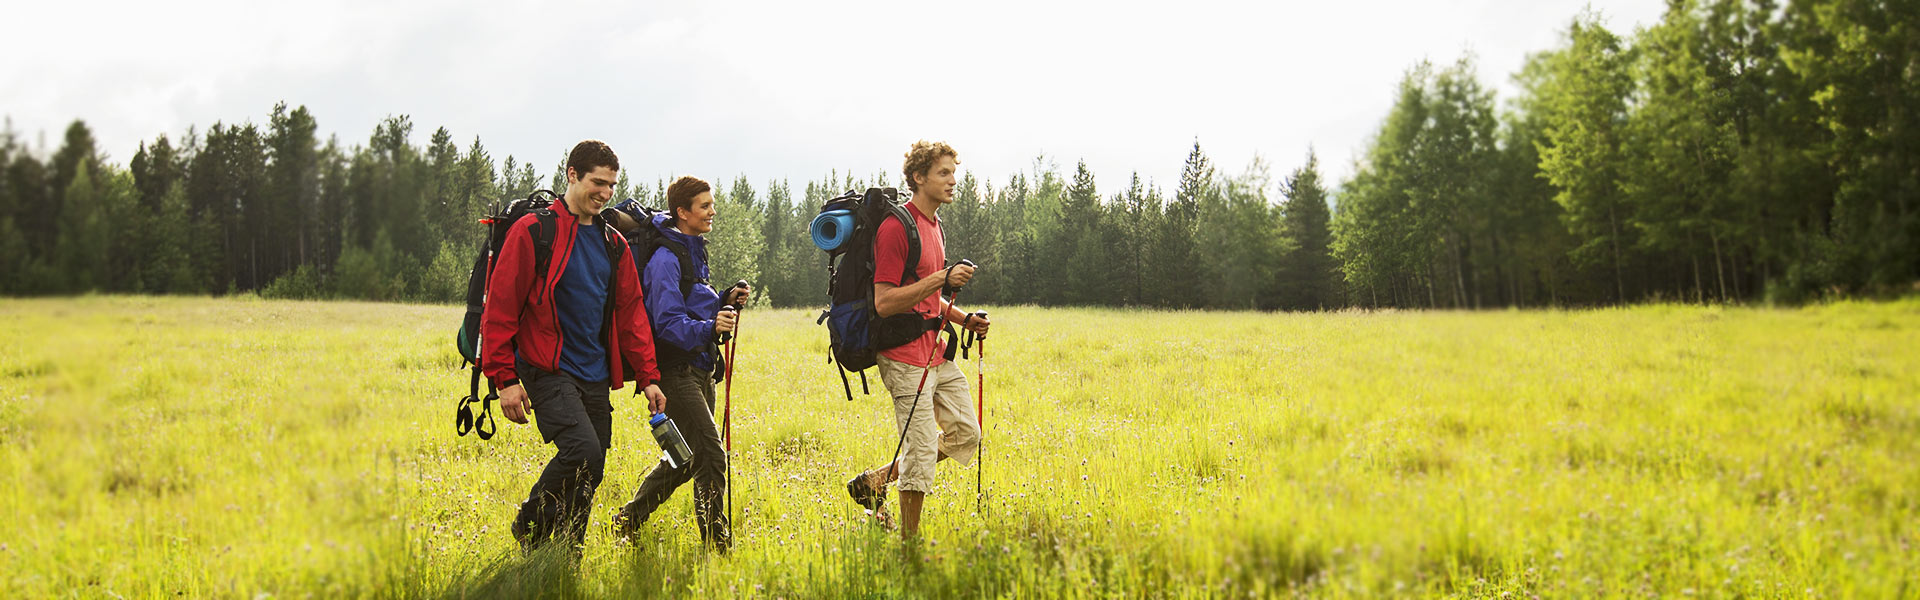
[[902, 140, 959, 192], [666, 176, 712, 221], [567, 140, 619, 179]]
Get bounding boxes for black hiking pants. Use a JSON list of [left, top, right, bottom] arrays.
[[617, 363, 729, 547], [513, 360, 612, 552]]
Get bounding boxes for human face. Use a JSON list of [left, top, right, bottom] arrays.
[[676, 191, 716, 236], [914, 155, 959, 205], [565, 165, 618, 221]]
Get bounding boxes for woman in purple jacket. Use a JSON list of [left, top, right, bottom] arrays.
[[607, 176, 750, 552]]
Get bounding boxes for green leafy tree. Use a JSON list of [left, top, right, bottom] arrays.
[[1536, 14, 1637, 302], [708, 176, 765, 304], [1779, 0, 1920, 294], [1202, 156, 1279, 310]]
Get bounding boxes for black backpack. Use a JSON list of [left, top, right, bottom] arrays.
[[813, 187, 950, 400], [452, 189, 624, 440]]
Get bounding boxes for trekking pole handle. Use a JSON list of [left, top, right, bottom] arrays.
[[945, 259, 976, 295], [723, 280, 749, 313], [718, 304, 738, 344]]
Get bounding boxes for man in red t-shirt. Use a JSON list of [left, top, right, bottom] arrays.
[[846, 140, 993, 538]]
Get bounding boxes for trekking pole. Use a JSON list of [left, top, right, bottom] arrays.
[[971, 310, 987, 513], [718, 280, 746, 531], [885, 261, 973, 486]]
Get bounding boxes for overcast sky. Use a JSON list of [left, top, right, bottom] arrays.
[[2, 0, 1666, 199]]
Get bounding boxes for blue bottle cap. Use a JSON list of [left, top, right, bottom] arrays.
[[650, 413, 667, 426]]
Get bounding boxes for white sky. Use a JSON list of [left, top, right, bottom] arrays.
[[1, 0, 1666, 200]]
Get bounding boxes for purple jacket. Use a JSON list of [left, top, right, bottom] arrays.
[[638, 212, 724, 371]]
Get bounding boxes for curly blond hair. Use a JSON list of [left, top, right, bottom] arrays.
[[901, 140, 959, 192]]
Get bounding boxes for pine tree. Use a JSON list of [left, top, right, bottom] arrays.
[[55, 161, 107, 291], [1061, 160, 1105, 304], [266, 103, 320, 277], [1157, 140, 1212, 308], [1279, 151, 1337, 310]]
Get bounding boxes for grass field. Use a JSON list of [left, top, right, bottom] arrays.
[[1, 296, 1916, 598]]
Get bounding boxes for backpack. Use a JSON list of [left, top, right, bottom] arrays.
[[607, 199, 707, 301], [811, 187, 951, 401], [452, 189, 624, 440], [604, 199, 723, 377]]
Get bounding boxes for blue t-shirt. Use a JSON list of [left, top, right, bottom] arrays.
[[551, 223, 610, 383]]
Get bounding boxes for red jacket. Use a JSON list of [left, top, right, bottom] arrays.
[[481, 205, 660, 392]]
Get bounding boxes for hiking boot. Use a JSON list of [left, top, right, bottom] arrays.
[[865, 506, 897, 531], [846, 470, 888, 511], [609, 510, 641, 545], [706, 525, 733, 554], [511, 517, 534, 555]]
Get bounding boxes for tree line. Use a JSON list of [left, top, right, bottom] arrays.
[[1333, 0, 1918, 307], [2, 0, 1913, 309]]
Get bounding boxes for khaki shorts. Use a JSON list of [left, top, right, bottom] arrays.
[[877, 356, 981, 493]]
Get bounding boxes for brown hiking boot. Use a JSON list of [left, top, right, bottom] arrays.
[[864, 506, 897, 530], [847, 469, 897, 530], [846, 469, 889, 511]]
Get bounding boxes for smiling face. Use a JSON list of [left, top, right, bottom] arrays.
[[664, 175, 713, 236], [565, 165, 618, 220], [676, 191, 716, 236]]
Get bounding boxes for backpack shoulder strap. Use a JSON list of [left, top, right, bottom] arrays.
[[530, 208, 558, 281], [598, 221, 623, 311], [600, 222, 626, 287], [652, 237, 706, 297], [600, 222, 627, 266], [886, 204, 921, 286]]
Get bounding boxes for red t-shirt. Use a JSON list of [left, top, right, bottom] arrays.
[[873, 202, 946, 366]]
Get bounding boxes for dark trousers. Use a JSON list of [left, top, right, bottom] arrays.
[[513, 360, 613, 551], [618, 363, 729, 546]]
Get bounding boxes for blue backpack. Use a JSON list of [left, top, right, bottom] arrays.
[[811, 188, 948, 400]]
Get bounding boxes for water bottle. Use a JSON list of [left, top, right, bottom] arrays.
[[650, 413, 695, 469]]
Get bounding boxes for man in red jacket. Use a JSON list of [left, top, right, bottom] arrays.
[[480, 139, 667, 556]]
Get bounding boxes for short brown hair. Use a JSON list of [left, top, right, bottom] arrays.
[[666, 176, 712, 221], [567, 140, 619, 179], [902, 140, 959, 192]]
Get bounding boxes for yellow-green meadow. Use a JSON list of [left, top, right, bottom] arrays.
[[2, 296, 1915, 597]]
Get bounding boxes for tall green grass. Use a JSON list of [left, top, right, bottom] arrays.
[[1, 296, 1915, 597]]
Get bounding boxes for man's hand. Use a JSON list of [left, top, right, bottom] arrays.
[[945, 263, 976, 289], [716, 309, 738, 334], [723, 283, 752, 306], [644, 384, 667, 414], [499, 383, 530, 424], [963, 313, 991, 337]]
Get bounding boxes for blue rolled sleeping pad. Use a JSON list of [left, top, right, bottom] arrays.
[[811, 209, 855, 251]]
